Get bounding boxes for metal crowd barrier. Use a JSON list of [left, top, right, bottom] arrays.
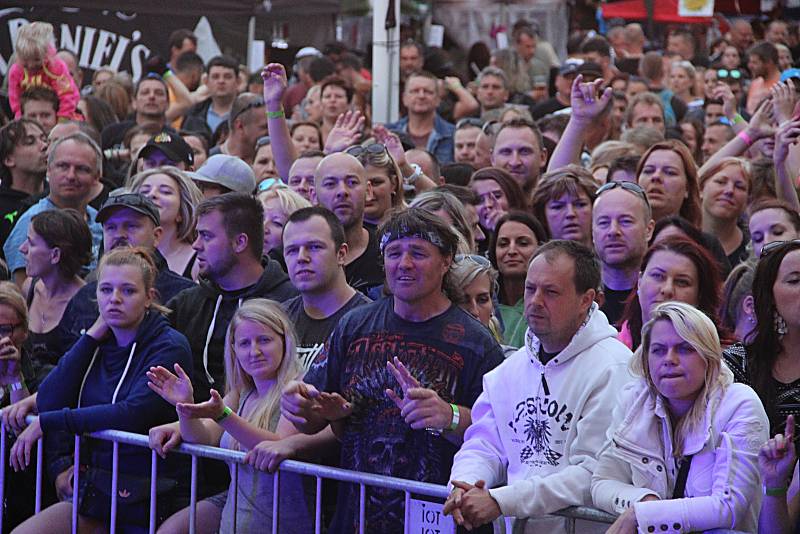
[[0, 416, 616, 534]]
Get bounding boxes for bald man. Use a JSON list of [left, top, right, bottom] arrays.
[[313, 153, 383, 294]]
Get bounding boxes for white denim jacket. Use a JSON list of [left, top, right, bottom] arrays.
[[591, 378, 768, 534]]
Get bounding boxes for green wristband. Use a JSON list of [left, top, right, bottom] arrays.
[[214, 406, 233, 423], [448, 404, 460, 432], [732, 113, 745, 124], [765, 486, 788, 497], [266, 109, 285, 119]]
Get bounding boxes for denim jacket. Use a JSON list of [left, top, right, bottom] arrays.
[[386, 113, 455, 164]]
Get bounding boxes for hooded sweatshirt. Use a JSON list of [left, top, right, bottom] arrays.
[[167, 258, 297, 401], [450, 304, 632, 532], [38, 311, 192, 481]]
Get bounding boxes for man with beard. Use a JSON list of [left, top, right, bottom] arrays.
[[0, 120, 48, 252], [313, 152, 383, 295], [592, 181, 654, 325], [167, 192, 296, 401], [746, 42, 781, 115]]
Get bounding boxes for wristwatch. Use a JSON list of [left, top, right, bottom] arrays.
[[8, 380, 24, 392], [404, 163, 422, 185]]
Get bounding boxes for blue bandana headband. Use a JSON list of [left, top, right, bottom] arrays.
[[380, 227, 446, 254]]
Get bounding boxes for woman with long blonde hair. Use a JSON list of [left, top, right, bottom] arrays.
[[592, 302, 767, 532], [147, 299, 312, 534]]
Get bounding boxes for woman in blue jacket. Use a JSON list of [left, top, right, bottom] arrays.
[[10, 247, 192, 533]]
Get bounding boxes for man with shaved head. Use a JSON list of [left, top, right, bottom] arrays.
[[314, 152, 383, 294]]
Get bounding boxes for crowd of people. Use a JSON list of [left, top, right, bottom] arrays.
[[0, 12, 799, 534]]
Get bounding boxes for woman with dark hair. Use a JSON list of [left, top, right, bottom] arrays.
[[289, 121, 323, 153], [77, 95, 118, 135], [19, 209, 93, 389], [469, 167, 527, 234], [531, 164, 597, 248], [488, 211, 547, 348], [650, 215, 732, 278], [637, 139, 702, 226], [618, 236, 723, 350], [748, 198, 800, 258], [724, 241, 800, 440]]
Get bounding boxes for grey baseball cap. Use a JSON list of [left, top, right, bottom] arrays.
[[192, 155, 256, 194]]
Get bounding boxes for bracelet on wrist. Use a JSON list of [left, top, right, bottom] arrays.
[[448, 404, 460, 432], [737, 130, 754, 146], [764, 486, 788, 497], [214, 405, 233, 423], [733, 113, 745, 124], [266, 109, 285, 119]]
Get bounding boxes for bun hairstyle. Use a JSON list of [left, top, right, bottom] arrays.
[[97, 247, 169, 315]]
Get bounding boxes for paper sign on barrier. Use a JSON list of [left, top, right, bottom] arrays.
[[407, 499, 456, 533]]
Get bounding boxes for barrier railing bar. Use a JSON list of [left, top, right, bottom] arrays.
[[403, 491, 410, 534], [5, 417, 617, 529], [314, 476, 322, 534], [72, 435, 80, 534], [272, 467, 280, 534], [149, 449, 157, 534], [188, 454, 197, 534], [110, 440, 119, 534], [34, 438, 42, 513], [0, 425, 5, 534], [358, 483, 366, 534], [232, 462, 238, 534]]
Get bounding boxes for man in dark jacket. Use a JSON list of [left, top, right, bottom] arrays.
[[181, 55, 239, 140], [167, 192, 297, 401], [55, 191, 195, 359]]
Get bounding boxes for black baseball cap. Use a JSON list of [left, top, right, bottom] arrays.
[[97, 191, 161, 227], [138, 131, 194, 166]]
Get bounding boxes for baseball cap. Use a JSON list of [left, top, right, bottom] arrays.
[[295, 47, 322, 60], [96, 191, 161, 227], [559, 59, 584, 77], [139, 132, 194, 167], [576, 62, 604, 81], [192, 155, 256, 194]]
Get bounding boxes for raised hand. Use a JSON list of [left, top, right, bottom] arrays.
[[176, 389, 226, 421], [385, 357, 452, 431], [771, 82, 798, 125], [147, 363, 194, 406], [261, 63, 288, 107], [745, 98, 776, 142], [373, 124, 408, 168], [0, 337, 22, 386], [149, 423, 182, 459], [711, 83, 737, 120], [759, 414, 797, 489], [569, 74, 613, 124], [324, 110, 365, 154], [774, 119, 800, 167]]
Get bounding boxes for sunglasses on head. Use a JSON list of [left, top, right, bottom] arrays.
[[456, 117, 484, 130], [760, 239, 800, 258], [345, 143, 388, 158], [257, 177, 282, 192], [232, 98, 265, 122], [596, 180, 651, 208], [256, 136, 271, 149]]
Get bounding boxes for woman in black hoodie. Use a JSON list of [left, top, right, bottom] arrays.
[[10, 247, 192, 533]]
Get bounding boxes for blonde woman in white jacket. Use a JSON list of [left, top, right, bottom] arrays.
[[591, 301, 769, 534]]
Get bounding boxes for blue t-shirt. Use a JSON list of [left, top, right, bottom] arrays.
[[314, 297, 504, 533], [3, 198, 102, 273]]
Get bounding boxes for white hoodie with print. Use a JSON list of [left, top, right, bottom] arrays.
[[450, 303, 633, 531]]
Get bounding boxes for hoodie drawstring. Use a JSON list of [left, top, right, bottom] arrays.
[[202, 295, 223, 384], [77, 342, 138, 407]]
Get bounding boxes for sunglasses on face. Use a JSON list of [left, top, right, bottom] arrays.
[[717, 69, 743, 80]]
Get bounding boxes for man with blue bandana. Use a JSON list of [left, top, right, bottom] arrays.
[[282, 207, 504, 533]]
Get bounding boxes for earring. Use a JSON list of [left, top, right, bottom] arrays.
[[748, 313, 756, 325], [774, 310, 787, 336]]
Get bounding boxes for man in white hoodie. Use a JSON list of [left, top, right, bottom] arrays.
[[446, 239, 633, 532]]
